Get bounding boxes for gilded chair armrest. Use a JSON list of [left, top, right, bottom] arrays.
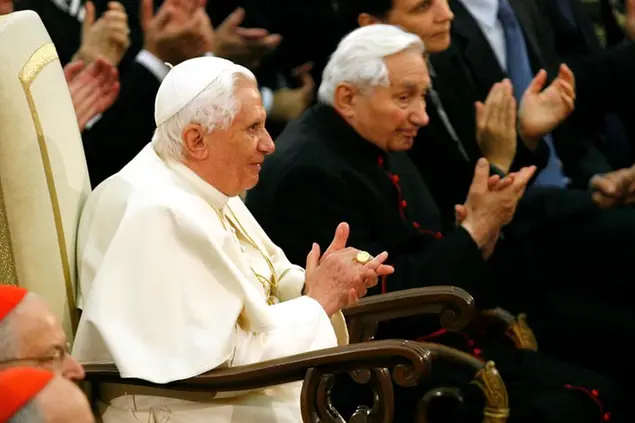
[[82, 339, 432, 393], [342, 286, 476, 343]]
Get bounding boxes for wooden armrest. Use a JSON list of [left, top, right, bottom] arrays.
[[343, 286, 475, 343], [83, 340, 432, 393]]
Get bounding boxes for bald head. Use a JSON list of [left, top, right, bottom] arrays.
[[0, 291, 84, 381], [8, 374, 94, 423]]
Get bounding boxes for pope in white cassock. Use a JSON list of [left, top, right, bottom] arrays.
[[71, 56, 394, 423]]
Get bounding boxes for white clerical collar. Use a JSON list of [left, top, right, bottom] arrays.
[[458, 0, 499, 29], [165, 158, 231, 211]]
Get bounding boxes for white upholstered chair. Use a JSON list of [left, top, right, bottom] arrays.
[[0, 10, 91, 343]]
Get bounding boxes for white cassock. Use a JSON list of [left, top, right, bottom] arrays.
[[72, 144, 349, 423]]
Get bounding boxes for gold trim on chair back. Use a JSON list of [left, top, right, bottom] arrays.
[[0, 11, 91, 342]]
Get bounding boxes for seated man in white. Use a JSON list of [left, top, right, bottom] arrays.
[[72, 56, 394, 423]]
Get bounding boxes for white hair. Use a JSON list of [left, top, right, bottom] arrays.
[[9, 402, 43, 423], [0, 293, 34, 361], [318, 24, 425, 105], [151, 64, 256, 162]]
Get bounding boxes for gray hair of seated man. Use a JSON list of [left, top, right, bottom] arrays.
[[0, 293, 35, 362], [318, 24, 425, 106], [9, 402, 42, 423]]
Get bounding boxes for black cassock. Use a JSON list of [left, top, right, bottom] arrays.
[[246, 104, 627, 423]]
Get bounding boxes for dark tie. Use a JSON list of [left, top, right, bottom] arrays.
[[498, 0, 568, 187]]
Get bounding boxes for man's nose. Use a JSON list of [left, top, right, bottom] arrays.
[[62, 355, 85, 381], [259, 129, 275, 154], [411, 102, 429, 127]]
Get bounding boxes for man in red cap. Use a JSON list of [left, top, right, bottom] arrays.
[[0, 367, 94, 423], [0, 286, 84, 380]]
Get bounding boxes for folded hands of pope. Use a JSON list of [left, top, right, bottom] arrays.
[[303, 222, 394, 316]]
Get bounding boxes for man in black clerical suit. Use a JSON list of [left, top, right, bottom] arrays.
[[246, 23, 627, 423], [334, 0, 635, 387]]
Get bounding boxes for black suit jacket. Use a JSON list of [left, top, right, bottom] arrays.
[[246, 104, 492, 302], [409, 0, 611, 232]]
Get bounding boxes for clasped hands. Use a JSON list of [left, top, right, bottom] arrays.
[[590, 166, 635, 209], [456, 158, 536, 258], [476, 64, 575, 173], [303, 223, 394, 317]]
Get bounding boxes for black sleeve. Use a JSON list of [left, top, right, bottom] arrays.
[[260, 166, 492, 302], [510, 135, 550, 175], [82, 60, 161, 187], [553, 123, 613, 188]]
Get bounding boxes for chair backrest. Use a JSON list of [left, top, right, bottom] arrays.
[[0, 11, 91, 343]]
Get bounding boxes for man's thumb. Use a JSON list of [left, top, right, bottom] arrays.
[[324, 222, 349, 257], [525, 69, 547, 96], [471, 158, 490, 192], [305, 243, 320, 275], [83, 1, 96, 33]]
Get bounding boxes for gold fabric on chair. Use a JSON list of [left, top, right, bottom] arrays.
[[0, 10, 91, 342]]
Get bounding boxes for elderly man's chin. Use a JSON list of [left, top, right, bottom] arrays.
[[390, 133, 416, 152], [245, 164, 263, 188]]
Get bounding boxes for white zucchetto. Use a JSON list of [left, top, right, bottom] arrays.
[[154, 56, 237, 126]]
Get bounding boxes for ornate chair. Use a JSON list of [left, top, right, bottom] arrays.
[[0, 10, 525, 422]]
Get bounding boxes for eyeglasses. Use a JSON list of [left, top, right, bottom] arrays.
[[0, 342, 71, 370]]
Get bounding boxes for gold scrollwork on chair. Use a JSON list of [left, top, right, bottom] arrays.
[[17, 42, 77, 330], [471, 361, 509, 423], [506, 313, 538, 352], [0, 177, 18, 286]]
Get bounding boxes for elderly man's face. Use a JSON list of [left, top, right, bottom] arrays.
[[346, 49, 430, 152], [5, 297, 85, 381], [202, 78, 275, 196]]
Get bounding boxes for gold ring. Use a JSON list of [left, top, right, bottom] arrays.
[[354, 251, 372, 264]]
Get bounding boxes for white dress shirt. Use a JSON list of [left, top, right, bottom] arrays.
[[458, 0, 508, 71]]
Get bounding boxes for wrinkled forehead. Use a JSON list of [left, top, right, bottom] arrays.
[[233, 83, 266, 121], [385, 50, 431, 90], [13, 297, 65, 350]]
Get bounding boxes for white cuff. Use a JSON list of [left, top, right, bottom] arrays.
[[261, 86, 274, 114], [84, 113, 102, 130], [136, 50, 171, 82]]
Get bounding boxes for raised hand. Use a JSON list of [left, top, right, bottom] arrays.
[[304, 246, 392, 316], [518, 64, 575, 148], [270, 62, 316, 122], [460, 159, 535, 257], [140, 0, 210, 65], [212, 7, 282, 69], [64, 57, 120, 131], [475, 80, 517, 174], [74, 1, 130, 66]]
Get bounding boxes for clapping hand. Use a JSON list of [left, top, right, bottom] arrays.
[[458, 159, 536, 258], [475, 80, 517, 174], [304, 222, 394, 316], [74, 1, 130, 66], [518, 64, 576, 149], [64, 57, 120, 131]]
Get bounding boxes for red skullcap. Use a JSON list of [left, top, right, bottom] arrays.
[[0, 367, 54, 422], [0, 286, 28, 322]]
